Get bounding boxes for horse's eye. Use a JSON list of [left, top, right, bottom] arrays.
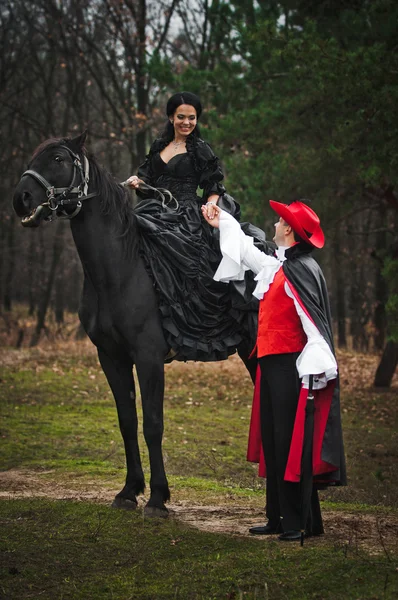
[[54, 156, 63, 162]]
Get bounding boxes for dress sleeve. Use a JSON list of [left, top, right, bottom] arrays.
[[214, 210, 280, 288], [194, 140, 226, 199], [284, 282, 338, 388], [137, 156, 152, 185], [136, 140, 162, 199]]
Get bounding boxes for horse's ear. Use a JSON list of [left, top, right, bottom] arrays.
[[68, 130, 88, 154]]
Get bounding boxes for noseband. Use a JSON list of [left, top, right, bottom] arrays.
[[21, 146, 97, 221]]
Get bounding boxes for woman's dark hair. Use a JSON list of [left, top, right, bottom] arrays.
[[160, 91, 202, 142]]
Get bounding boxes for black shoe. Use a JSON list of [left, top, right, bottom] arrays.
[[249, 523, 281, 535], [278, 530, 302, 542]]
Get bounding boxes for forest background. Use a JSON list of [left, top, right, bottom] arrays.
[[0, 0, 397, 385]]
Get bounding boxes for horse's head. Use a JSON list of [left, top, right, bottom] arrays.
[[13, 131, 88, 227]]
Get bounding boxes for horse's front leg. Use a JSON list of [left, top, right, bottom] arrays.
[[97, 348, 145, 510], [135, 351, 169, 518]]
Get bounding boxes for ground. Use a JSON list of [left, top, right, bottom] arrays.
[[0, 324, 397, 599], [1, 468, 397, 558]]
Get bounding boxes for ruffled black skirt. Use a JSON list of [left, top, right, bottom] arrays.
[[134, 190, 266, 362]]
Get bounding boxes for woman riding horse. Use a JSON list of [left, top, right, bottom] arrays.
[[126, 91, 266, 366]]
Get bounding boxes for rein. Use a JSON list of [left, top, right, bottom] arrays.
[[21, 146, 97, 225], [122, 180, 179, 210]]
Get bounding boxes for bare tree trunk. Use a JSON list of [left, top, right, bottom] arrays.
[[374, 341, 398, 387], [28, 232, 37, 316], [3, 213, 16, 312], [75, 322, 87, 340], [349, 211, 371, 351], [54, 235, 65, 324], [55, 266, 64, 324], [0, 206, 5, 311], [373, 204, 388, 350], [332, 227, 347, 347], [135, 0, 148, 162], [30, 221, 65, 346]]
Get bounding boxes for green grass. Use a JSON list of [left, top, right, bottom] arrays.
[[0, 351, 261, 490], [1, 498, 397, 600], [1, 348, 397, 506], [1, 343, 398, 599]]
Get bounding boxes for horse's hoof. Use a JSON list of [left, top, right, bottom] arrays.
[[112, 497, 138, 510], [144, 505, 169, 519]]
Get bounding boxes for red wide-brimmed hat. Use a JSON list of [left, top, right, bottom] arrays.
[[269, 200, 325, 248]]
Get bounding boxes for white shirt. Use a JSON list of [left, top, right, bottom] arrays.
[[214, 210, 337, 388]]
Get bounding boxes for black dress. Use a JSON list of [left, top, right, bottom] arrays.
[[134, 135, 266, 362]]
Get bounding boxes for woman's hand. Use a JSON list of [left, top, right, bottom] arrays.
[[206, 195, 219, 220], [201, 203, 221, 228], [125, 175, 143, 189]]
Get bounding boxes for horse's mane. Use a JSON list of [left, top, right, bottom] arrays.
[[30, 137, 138, 255], [87, 152, 136, 235]]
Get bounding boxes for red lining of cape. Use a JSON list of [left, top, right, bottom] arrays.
[[247, 366, 338, 481]]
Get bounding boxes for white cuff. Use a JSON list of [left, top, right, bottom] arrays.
[[297, 338, 338, 389], [284, 281, 338, 388], [213, 211, 250, 282]]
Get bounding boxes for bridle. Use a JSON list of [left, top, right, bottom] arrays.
[[20, 144, 179, 227], [21, 146, 97, 224]]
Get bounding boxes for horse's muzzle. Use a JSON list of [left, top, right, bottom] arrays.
[[21, 203, 52, 227]]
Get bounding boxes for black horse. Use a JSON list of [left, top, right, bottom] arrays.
[[13, 132, 256, 517]]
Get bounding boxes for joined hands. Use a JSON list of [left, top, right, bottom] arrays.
[[201, 203, 221, 228]]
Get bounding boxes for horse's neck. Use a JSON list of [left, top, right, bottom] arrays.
[[70, 194, 136, 288]]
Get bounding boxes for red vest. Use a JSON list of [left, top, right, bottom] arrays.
[[257, 268, 307, 358]]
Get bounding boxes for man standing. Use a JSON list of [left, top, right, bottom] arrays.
[[202, 199, 346, 541]]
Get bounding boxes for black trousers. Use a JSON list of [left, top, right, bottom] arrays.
[[259, 353, 324, 534]]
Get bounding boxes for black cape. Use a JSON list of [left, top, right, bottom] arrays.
[[283, 243, 347, 486]]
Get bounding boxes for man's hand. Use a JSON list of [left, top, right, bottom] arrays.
[[201, 203, 221, 228]]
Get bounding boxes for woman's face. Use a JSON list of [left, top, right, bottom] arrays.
[[171, 104, 197, 138]]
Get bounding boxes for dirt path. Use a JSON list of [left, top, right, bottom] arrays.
[[1, 469, 397, 556]]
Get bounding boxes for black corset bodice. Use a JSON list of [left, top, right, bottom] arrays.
[[152, 152, 199, 200], [155, 175, 198, 199]]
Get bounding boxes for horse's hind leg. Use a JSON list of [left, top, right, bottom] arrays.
[[135, 351, 169, 518], [97, 348, 145, 509]]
